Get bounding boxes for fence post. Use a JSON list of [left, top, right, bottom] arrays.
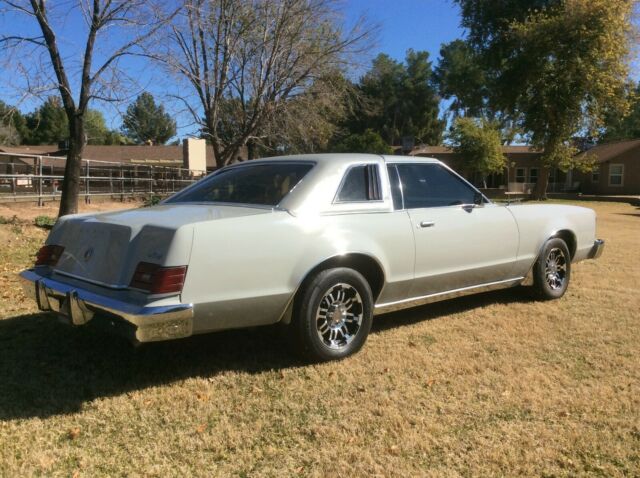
[[85, 160, 90, 204], [149, 165, 153, 197], [8, 161, 15, 195], [37, 156, 43, 206], [120, 163, 125, 202]]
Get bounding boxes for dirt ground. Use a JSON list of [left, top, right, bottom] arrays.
[[0, 200, 638, 477], [0, 198, 143, 222]]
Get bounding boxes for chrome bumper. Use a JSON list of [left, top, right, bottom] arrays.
[[588, 239, 605, 259], [19, 269, 193, 343]]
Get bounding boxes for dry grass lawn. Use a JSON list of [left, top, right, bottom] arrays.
[[0, 201, 638, 477]]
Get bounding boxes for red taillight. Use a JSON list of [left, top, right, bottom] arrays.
[[35, 245, 65, 266], [130, 262, 187, 294]]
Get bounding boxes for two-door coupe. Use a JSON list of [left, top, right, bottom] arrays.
[[20, 154, 604, 361]]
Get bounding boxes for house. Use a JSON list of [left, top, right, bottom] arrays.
[[410, 142, 640, 195], [0, 139, 226, 175], [410, 145, 576, 193], [0, 139, 252, 199], [573, 139, 640, 195]]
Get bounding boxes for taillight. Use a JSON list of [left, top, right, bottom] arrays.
[[130, 262, 187, 294], [35, 245, 65, 266]]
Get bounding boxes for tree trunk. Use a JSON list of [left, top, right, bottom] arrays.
[[247, 140, 255, 160], [533, 166, 550, 200], [57, 116, 85, 217]]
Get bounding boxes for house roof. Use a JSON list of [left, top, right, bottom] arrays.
[[53, 145, 218, 168], [0, 144, 221, 168], [0, 144, 60, 155], [576, 139, 640, 163]]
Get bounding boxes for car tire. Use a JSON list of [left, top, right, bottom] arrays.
[[532, 237, 571, 300], [290, 267, 373, 362]]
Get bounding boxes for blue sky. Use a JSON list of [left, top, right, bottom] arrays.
[[344, 0, 463, 67], [0, 1, 460, 137]]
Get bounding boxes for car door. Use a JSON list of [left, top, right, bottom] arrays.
[[391, 162, 520, 298]]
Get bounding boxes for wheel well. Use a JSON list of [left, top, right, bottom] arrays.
[[299, 254, 385, 301], [553, 229, 577, 259]]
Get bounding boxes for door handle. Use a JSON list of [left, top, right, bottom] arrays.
[[418, 221, 435, 228]]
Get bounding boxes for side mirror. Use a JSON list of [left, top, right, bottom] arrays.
[[473, 191, 484, 206]]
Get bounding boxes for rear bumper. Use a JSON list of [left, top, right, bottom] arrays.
[[19, 269, 193, 343], [588, 239, 605, 259]]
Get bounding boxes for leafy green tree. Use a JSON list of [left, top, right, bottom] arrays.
[[447, 117, 505, 187], [103, 130, 132, 145], [85, 110, 110, 145], [0, 100, 25, 145], [434, 40, 487, 118], [331, 129, 393, 154], [347, 50, 444, 146], [24, 96, 68, 145], [601, 82, 640, 142], [122, 93, 177, 144], [456, 0, 634, 199]]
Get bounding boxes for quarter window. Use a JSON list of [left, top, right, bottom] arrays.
[[396, 163, 477, 209], [336, 164, 382, 202], [609, 164, 623, 186]]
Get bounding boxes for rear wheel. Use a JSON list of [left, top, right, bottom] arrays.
[[290, 268, 373, 362], [532, 238, 571, 300]]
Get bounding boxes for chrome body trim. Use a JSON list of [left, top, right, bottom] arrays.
[[19, 269, 193, 343], [374, 277, 524, 314], [588, 239, 605, 259]]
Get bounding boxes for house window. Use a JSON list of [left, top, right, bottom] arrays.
[[515, 168, 526, 183], [529, 167, 539, 184], [592, 167, 600, 183], [608, 164, 624, 186]]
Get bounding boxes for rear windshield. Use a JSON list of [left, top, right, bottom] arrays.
[[166, 162, 314, 207]]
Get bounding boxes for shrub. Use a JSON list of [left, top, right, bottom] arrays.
[[34, 215, 56, 229]]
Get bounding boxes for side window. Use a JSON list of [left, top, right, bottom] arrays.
[[336, 164, 382, 202], [396, 163, 476, 209], [386, 164, 403, 210]]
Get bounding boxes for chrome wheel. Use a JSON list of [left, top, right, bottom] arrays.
[[315, 283, 363, 349], [545, 247, 567, 290]]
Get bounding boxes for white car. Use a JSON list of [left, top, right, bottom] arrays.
[[20, 154, 604, 361]]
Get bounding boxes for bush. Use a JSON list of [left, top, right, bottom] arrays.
[[34, 215, 56, 229], [0, 215, 18, 225], [144, 195, 163, 207]]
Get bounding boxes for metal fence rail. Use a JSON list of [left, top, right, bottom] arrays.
[[0, 152, 206, 205]]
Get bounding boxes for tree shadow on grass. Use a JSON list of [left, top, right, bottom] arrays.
[[0, 287, 532, 420]]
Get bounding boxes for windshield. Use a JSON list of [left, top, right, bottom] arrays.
[[166, 162, 314, 207]]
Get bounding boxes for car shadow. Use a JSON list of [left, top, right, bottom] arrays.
[[0, 287, 532, 420]]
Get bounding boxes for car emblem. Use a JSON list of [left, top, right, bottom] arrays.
[[83, 247, 94, 262]]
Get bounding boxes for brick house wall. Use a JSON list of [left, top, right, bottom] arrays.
[[574, 141, 640, 195]]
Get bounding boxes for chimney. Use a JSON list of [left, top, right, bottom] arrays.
[[182, 138, 207, 175]]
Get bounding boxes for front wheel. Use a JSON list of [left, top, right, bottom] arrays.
[[290, 268, 373, 362], [532, 238, 571, 300]]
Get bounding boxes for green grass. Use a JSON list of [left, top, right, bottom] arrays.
[[0, 201, 638, 476]]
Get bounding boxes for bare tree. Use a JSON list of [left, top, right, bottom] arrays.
[[0, 1, 178, 216], [158, 0, 372, 167]]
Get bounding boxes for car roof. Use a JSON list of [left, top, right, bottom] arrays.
[[226, 153, 441, 168]]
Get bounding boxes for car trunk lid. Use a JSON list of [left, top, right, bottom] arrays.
[[48, 204, 270, 287]]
